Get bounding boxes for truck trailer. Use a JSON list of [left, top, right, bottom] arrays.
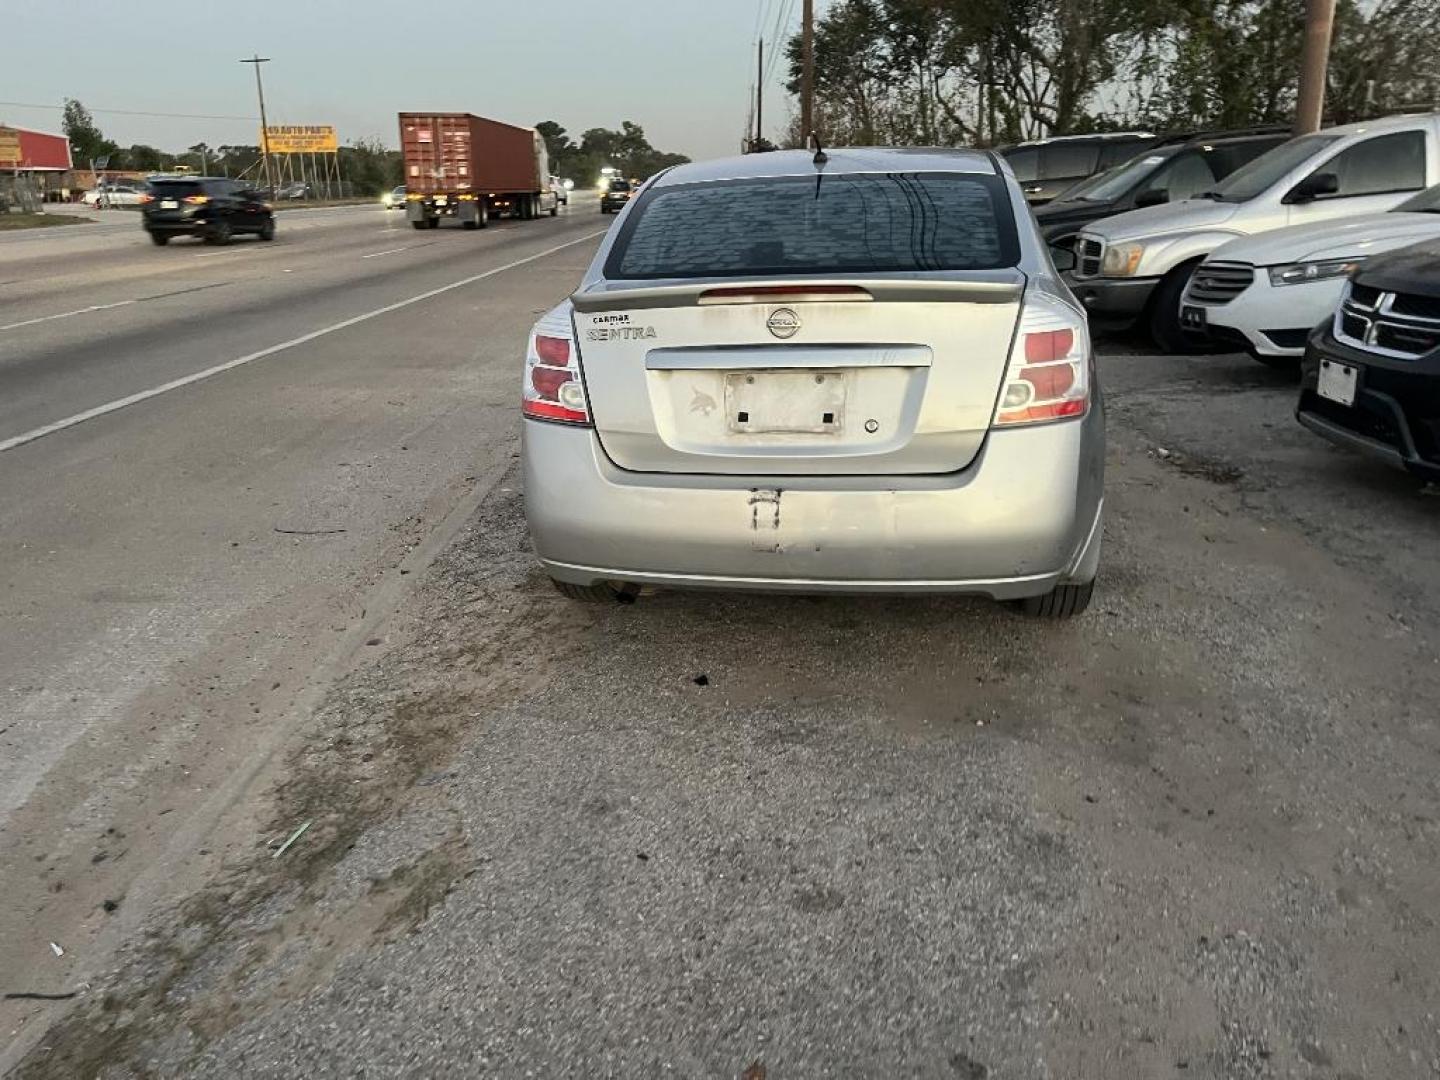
[[398, 112, 557, 230]]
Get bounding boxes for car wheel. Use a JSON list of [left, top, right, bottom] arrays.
[[427, 218, 440, 229], [1148, 260, 1204, 354], [411, 220, 428, 230], [206, 220, 232, 246], [551, 579, 635, 604], [548, 201, 558, 217], [257, 218, 276, 241], [1013, 580, 1094, 618], [149, 233, 170, 246]]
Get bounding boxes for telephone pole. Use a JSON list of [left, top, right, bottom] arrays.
[[801, 0, 815, 142], [1295, 0, 1336, 134], [756, 38, 764, 147], [240, 54, 275, 194]]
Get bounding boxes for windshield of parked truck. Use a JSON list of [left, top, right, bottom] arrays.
[[1395, 183, 1440, 213], [1056, 149, 1176, 203], [1207, 133, 1340, 202]]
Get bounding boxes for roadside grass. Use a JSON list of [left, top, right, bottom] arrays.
[[0, 212, 93, 231]]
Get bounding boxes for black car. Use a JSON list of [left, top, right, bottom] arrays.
[[1035, 129, 1289, 247], [141, 177, 275, 246], [1297, 238, 1440, 480], [600, 178, 633, 214], [997, 133, 1158, 205]]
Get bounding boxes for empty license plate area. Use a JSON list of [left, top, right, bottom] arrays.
[[1318, 358, 1358, 407], [725, 370, 847, 434]]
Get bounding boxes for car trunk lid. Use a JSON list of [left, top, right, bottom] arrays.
[[572, 275, 1024, 475]]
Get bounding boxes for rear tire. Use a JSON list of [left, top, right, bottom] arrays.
[[149, 233, 170, 246], [1014, 580, 1094, 619], [257, 218, 276, 242], [461, 218, 479, 230], [551, 579, 632, 603], [1148, 261, 1203, 354], [411, 220, 428, 230], [206, 220, 232, 246], [427, 217, 440, 229]]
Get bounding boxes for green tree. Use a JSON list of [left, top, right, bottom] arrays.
[[62, 98, 118, 165]]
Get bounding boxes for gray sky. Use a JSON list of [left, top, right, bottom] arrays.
[[2, 0, 813, 162]]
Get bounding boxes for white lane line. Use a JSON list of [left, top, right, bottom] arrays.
[[361, 246, 410, 259], [193, 251, 240, 259], [0, 299, 137, 332], [0, 229, 606, 455]]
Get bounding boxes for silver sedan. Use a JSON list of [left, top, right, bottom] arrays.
[[521, 147, 1104, 616]]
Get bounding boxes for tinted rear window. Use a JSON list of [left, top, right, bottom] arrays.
[[148, 180, 204, 197], [607, 172, 1019, 279], [1041, 143, 1099, 180]]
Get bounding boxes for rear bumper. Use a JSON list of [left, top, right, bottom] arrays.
[[1068, 276, 1157, 323], [523, 408, 1105, 597]]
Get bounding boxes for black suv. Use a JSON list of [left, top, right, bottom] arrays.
[[1297, 238, 1440, 480], [141, 177, 275, 246], [600, 178, 633, 214], [1034, 128, 1289, 247], [997, 133, 1158, 205]]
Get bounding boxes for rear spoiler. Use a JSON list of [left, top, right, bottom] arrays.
[[570, 274, 1024, 313]]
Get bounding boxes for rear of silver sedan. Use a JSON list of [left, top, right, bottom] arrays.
[[522, 149, 1104, 616]]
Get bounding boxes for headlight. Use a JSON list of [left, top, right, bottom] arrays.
[[1101, 242, 1145, 277], [1267, 258, 1365, 287]]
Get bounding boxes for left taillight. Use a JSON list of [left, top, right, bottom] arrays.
[[993, 290, 1092, 427], [138, 193, 154, 204], [522, 329, 590, 425]]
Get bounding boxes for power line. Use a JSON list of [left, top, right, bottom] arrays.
[[762, 0, 799, 88], [0, 100, 257, 122]]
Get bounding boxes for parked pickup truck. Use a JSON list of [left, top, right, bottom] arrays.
[[1065, 113, 1440, 351], [398, 112, 558, 230]]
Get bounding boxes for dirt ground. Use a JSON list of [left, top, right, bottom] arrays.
[[7, 346, 1440, 1079]]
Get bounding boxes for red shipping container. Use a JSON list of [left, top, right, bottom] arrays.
[[398, 113, 546, 196]]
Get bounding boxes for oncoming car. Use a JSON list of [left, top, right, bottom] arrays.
[[522, 148, 1105, 616], [381, 185, 407, 209]]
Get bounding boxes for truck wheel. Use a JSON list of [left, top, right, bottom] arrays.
[[427, 217, 440, 229], [1148, 260, 1204, 354], [411, 220, 427, 230], [548, 201, 558, 217], [478, 203, 488, 229]]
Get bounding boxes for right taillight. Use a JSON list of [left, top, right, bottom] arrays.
[[993, 291, 1091, 427], [522, 329, 591, 425]]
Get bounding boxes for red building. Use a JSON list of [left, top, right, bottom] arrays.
[[0, 125, 73, 171]]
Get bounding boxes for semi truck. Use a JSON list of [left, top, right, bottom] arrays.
[[398, 112, 558, 230]]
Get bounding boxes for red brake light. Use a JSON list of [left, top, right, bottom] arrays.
[[994, 295, 1090, 428], [138, 193, 154, 204], [697, 284, 873, 305], [523, 329, 589, 425], [183, 195, 209, 205], [535, 335, 570, 366]]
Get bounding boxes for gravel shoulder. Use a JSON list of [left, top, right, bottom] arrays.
[[11, 347, 1440, 1079]]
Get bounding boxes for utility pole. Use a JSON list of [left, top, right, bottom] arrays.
[[240, 54, 275, 194], [801, 0, 815, 143], [1295, 0, 1336, 134], [756, 38, 764, 147]]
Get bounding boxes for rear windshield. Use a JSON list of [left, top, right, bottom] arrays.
[[608, 179, 632, 192], [607, 172, 1019, 279], [148, 180, 204, 197]]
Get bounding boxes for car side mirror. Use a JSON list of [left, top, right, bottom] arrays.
[[1287, 171, 1339, 203], [1048, 243, 1077, 273], [1134, 187, 1168, 208]]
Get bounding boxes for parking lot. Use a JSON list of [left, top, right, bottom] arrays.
[[4, 202, 1440, 1078]]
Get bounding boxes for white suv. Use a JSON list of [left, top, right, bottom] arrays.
[[1067, 113, 1440, 351]]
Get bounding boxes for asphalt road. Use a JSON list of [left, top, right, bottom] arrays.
[[6, 206, 1440, 1079]]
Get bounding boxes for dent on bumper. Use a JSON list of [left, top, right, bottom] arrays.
[[522, 412, 1105, 597]]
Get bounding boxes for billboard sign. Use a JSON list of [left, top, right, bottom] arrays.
[[262, 125, 339, 154]]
